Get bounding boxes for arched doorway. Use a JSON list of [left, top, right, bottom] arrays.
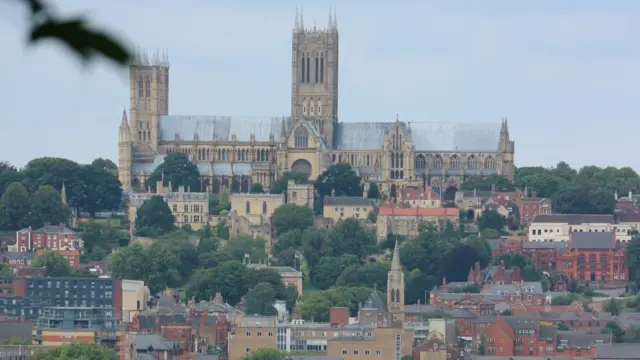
[[291, 159, 312, 177], [443, 187, 457, 207]]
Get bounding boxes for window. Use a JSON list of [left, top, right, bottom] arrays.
[[294, 126, 309, 148], [306, 56, 310, 83], [183, 215, 188, 223], [268, 332, 273, 336], [257, 332, 262, 336], [193, 215, 200, 223], [246, 348, 251, 353], [342, 350, 348, 355], [320, 56, 324, 83], [315, 56, 319, 83], [172, 204, 177, 212], [301, 55, 305, 83], [365, 350, 370, 355], [376, 350, 381, 355], [292, 192, 297, 200], [184, 205, 188, 212], [245, 201, 251, 214], [262, 201, 267, 215], [145, 76, 151, 97], [246, 332, 251, 336], [354, 350, 359, 355], [138, 76, 143, 97]]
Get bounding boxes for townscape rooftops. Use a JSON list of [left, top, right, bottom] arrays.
[[324, 196, 374, 207], [532, 214, 615, 225], [570, 232, 615, 249], [595, 343, 640, 359], [556, 330, 612, 349]]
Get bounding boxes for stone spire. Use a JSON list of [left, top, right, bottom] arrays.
[[294, 6, 300, 31], [333, 6, 337, 30], [120, 107, 129, 128], [300, 6, 304, 30], [328, 5, 333, 29], [391, 240, 401, 271]]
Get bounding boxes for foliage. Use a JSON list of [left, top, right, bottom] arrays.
[[91, 158, 117, 171], [604, 298, 621, 316], [460, 175, 515, 192], [134, 195, 175, 237], [0, 161, 17, 173], [242, 349, 312, 360], [477, 210, 505, 233], [297, 286, 372, 322], [0, 337, 31, 345], [245, 282, 278, 316], [628, 234, 640, 282], [109, 242, 183, 294], [367, 182, 380, 199], [367, 210, 378, 223], [312, 255, 360, 290], [515, 162, 637, 214], [557, 322, 570, 331], [336, 261, 389, 291], [0, 182, 30, 230], [33, 251, 88, 277], [31, 341, 115, 360], [449, 284, 481, 293], [250, 183, 265, 194], [209, 191, 231, 215], [477, 334, 485, 355], [601, 322, 625, 343], [284, 285, 299, 314], [27, 185, 71, 228], [551, 293, 581, 306], [146, 152, 202, 192], [226, 235, 268, 262], [314, 163, 362, 200], [78, 221, 129, 261], [270, 172, 309, 194], [492, 253, 545, 283], [215, 219, 230, 239], [272, 204, 314, 235]]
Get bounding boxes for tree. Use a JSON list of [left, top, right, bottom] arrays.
[[209, 191, 231, 215], [284, 285, 299, 314], [31, 341, 115, 360], [272, 204, 314, 235], [27, 185, 71, 228], [311, 255, 359, 290], [109, 242, 181, 294], [552, 182, 615, 215], [315, 163, 362, 200], [367, 182, 380, 199], [33, 251, 73, 277], [134, 195, 175, 237], [602, 321, 625, 343], [215, 220, 230, 239], [477, 334, 486, 355], [328, 219, 376, 259], [336, 261, 389, 291], [604, 298, 621, 316], [297, 286, 372, 322], [146, 152, 202, 192], [627, 234, 640, 282], [80, 164, 123, 215], [91, 158, 117, 171], [367, 210, 378, 223], [0, 182, 30, 230], [557, 323, 570, 331], [226, 235, 267, 263], [245, 282, 278, 316], [78, 221, 128, 261], [250, 183, 265, 194], [272, 230, 303, 266], [477, 210, 505, 232], [242, 349, 312, 360], [0, 161, 16, 174], [0, 170, 25, 197], [270, 172, 309, 194], [460, 175, 515, 192], [186, 261, 251, 305]]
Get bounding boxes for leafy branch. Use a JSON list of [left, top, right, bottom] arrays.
[[15, 0, 130, 66]]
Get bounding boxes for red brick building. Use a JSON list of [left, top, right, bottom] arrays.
[[13, 223, 83, 252], [520, 195, 552, 226], [556, 232, 627, 283], [467, 260, 524, 286], [482, 316, 612, 357]]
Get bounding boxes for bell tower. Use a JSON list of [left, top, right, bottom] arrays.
[[387, 240, 405, 317], [291, 7, 339, 149]]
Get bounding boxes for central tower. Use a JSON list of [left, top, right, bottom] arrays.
[[291, 7, 339, 149]]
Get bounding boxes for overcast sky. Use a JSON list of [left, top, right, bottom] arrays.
[[1, 1, 638, 170]]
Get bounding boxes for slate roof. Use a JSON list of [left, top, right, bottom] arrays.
[[522, 241, 569, 250], [570, 232, 615, 249], [556, 331, 612, 349], [134, 334, 178, 351], [362, 290, 386, 312], [596, 344, 640, 359], [532, 214, 615, 224], [159, 115, 290, 143], [324, 196, 374, 207]]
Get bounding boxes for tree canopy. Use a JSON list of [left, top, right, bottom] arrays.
[[134, 195, 175, 237], [146, 152, 202, 192], [31, 341, 114, 360]]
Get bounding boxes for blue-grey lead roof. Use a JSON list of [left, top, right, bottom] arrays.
[[159, 115, 290, 142], [334, 121, 501, 151]]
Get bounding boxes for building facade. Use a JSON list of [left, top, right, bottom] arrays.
[[529, 214, 633, 242], [11, 224, 83, 253], [556, 232, 628, 283], [117, 9, 516, 204], [32, 306, 121, 348]]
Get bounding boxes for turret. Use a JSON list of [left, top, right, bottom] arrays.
[[118, 108, 133, 190]]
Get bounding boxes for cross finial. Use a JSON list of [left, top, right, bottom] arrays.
[[396, 113, 399, 122]]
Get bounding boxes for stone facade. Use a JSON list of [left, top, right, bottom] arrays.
[[118, 10, 515, 202]]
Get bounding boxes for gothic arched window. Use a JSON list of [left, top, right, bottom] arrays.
[[294, 126, 309, 148], [301, 55, 306, 83], [484, 156, 495, 169], [395, 289, 400, 303], [262, 201, 267, 215], [306, 56, 310, 83], [245, 201, 250, 214], [145, 76, 151, 98], [415, 155, 426, 169], [320, 56, 324, 83], [450, 155, 461, 169], [315, 56, 319, 83], [467, 156, 478, 169], [390, 288, 396, 303], [432, 156, 443, 169], [137, 77, 144, 97]]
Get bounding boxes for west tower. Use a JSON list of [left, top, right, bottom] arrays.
[[291, 7, 339, 149], [128, 48, 170, 156]]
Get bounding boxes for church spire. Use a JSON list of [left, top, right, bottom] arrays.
[[120, 107, 129, 128], [328, 5, 333, 29], [333, 6, 337, 30], [300, 6, 304, 31], [391, 240, 401, 271], [294, 6, 300, 31]]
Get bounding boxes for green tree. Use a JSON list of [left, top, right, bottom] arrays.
[[33, 251, 73, 277], [27, 185, 71, 228], [552, 182, 615, 215], [297, 286, 372, 322], [109, 242, 181, 294], [367, 182, 380, 199], [227, 235, 267, 262], [314, 163, 362, 201], [245, 282, 278, 316], [0, 161, 16, 174], [284, 285, 299, 314], [78, 221, 128, 261], [250, 183, 265, 193], [336, 261, 389, 291], [209, 191, 231, 215], [460, 175, 515, 192], [477, 210, 505, 232], [602, 321, 625, 343], [557, 323, 570, 331], [91, 158, 117, 171], [242, 349, 312, 360], [627, 234, 640, 282], [0, 170, 25, 197], [367, 210, 378, 223], [272, 203, 314, 235], [405, 269, 433, 305], [311, 255, 360, 290], [31, 341, 115, 360], [215, 220, 230, 239], [329, 219, 376, 259], [134, 195, 175, 237], [186, 261, 250, 305], [272, 230, 303, 266], [477, 334, 486, 355], [270, 172, 309, 194], [0, 182, 30, 230], [604, 298, 621, 316], [146, 152, 202, 192], [80, 163, 123, 215]]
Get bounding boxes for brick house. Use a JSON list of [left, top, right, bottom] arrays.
[[2, 252, 35, 274], [482, 316, 612, 357], [520, 194, 552, 226], [12, 223, 83, 252], [467, 261, 524, 286], [36, 249, 80, 269], [556, 232, 628, 283]]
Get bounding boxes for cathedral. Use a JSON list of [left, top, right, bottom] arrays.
[[118, 8, 515, 203]]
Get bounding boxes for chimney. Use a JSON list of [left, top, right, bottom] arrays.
[[330, 307, 349, 325], [500, 259, 505, 269], [442, 277, 447, 286]]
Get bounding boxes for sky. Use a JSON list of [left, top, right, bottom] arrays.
[[1, 1, 639, 170]]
